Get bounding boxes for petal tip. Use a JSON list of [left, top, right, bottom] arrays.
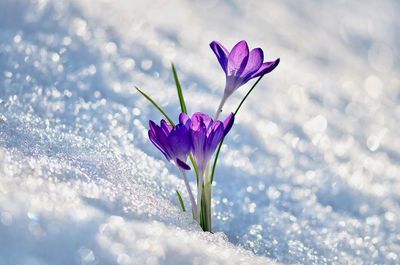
[[210, 40, 229, 73], [176, 158, 191, 170], [223, 113, 235, 135]]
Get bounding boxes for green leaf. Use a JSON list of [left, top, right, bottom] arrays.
[[233, 74, 265, 115], [210, 138, 224, 184], [210, 74, 266, 183], [171, 64, 200, 183], [135, 86, 175, 126], [176, 190, 186, 212], [171, 63, 187, 114], [189, 153, 199, 183]]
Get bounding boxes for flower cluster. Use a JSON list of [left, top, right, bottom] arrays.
[[149, 112, 234, 220], [141, 40, 279, 231]]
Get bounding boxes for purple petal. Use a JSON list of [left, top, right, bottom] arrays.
[[190, 123, 208, 171], [160, 119, 173, 134], [206, 122, 225, 157], [241, 48, 263, 79], [191, 123, 207, 154], [227, 40, 249, 77], [176, 158, 191, 170], [148, 131, 168, 159], [179, 112, 190, 127], [168, 124, 191, 159], [148, 121, 172, 160], [206, 120, 221, 136], [189, 113, 202, 131], [149, 120, 158, 135], [224, 76, 241, 95], [210, 41, 229, 74], [190, 112, 213, 131], [222, 113, 235, 136], [249, 58, 280, 80], [196, 112, 213, 128]]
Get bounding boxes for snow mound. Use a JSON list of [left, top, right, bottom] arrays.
[[0, 111, 270, 265]]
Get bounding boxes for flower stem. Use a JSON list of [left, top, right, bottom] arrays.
[[179, 169, 197, 219], [197, 164, 212, 232], [200, 188, 207, 229], [203, 181, 212, 231], [196, 171, 204, 223], [214, 94, 227, 120]]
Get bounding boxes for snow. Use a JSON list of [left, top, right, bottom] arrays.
[[0, 0, 399, 264]]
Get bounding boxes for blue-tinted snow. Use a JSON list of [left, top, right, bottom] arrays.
[[0, 0, 399, 264]]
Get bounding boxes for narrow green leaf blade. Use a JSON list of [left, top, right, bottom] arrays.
[[171, 63, 187, 114], [176, 190, 186, 212], [171, 64, 200, 182], [135, 86, 175, 126], [234, 74, 264, 115], [189, 153, 199, 183], [210, 74, 266, 183], [210, 138, 224, 183]]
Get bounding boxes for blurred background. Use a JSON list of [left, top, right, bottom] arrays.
[[0, 0, 399, 264]]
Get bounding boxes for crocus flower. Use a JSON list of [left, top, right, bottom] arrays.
[[210, 40, 280, 119], [179, 112, 234, 175], [179, 112, 234, 220], [148, 119, 191, 170], [148, 119, 197, 218]]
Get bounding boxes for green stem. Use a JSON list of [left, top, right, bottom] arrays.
[[189, 153, 199, 185], [200, 188, 212, 232], [196, 170, 204, 223], [203, 182, 212, 231], [201, 189, 207, 230], [199, 164, 212, 232], [179, 169, 197, 219]]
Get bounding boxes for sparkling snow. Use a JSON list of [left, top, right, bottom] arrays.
[[0, 0, 399, 264]]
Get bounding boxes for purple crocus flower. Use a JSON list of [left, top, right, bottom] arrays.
[[148, 118, 198, 218], [210, 40, 280, 96], [179, 112, 235, 175], [210, 40, 280, 119], [148, 119, 191, 170], [179, 111, 234, 220]]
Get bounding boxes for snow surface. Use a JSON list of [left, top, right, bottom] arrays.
[[1, 0, 400, 264]]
